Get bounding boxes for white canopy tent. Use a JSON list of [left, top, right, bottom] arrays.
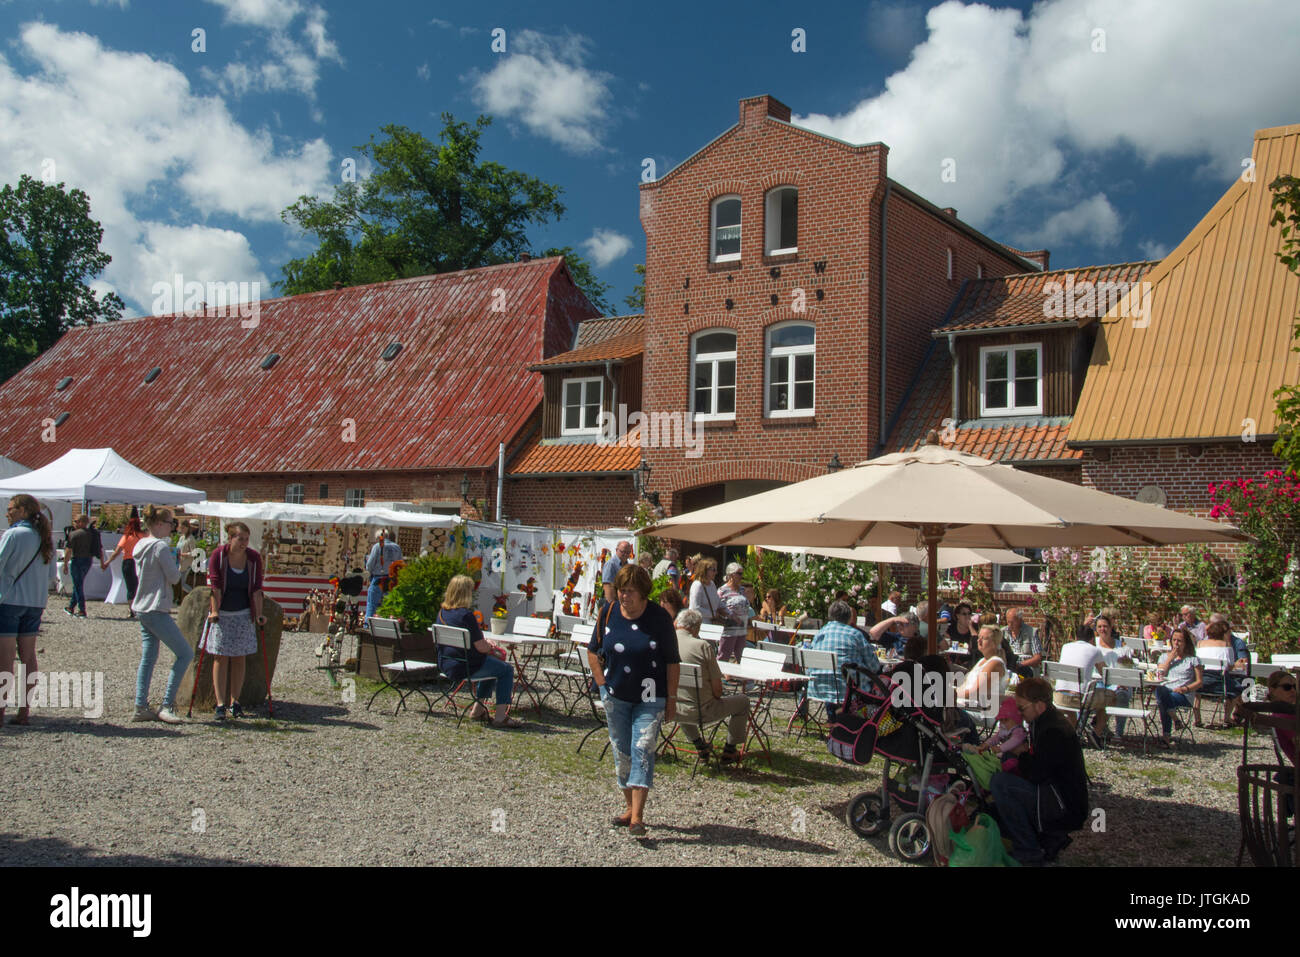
[[0, 448, 202, 505], [182, 500, 462, 529]]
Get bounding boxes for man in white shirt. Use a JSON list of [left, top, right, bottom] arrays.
[[881, 589, 901, 617], [1055, 631, 1112, 734]]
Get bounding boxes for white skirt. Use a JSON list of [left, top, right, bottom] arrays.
[[203, 611, 258, 657]]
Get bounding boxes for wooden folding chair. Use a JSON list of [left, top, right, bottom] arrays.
[[542, 622, 596, 715], [431, 623, 503, 727], [792, 646, 838, 739], [658, 663, 726, 777]]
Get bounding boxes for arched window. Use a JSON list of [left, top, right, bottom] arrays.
[[766, 322, 815, 417], [711, 195, 741, 263], [692, 329, 737, 420], [764, 186, 798, 255]]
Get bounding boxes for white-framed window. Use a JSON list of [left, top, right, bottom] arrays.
[[764, 186, 798, 255], [561, 376, 603, 436], [344, 488, 365, 507], [285, 483, 304, 504], [979, 343, 1043, 416], [765, 322, 815, 417], [995, 548, 1047, 591], [225, 490, 244, 503], [692, 329, 737, 420], [711, 195, 741, 262]]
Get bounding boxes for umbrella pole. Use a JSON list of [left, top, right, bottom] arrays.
[[922, 525, 943, 656]]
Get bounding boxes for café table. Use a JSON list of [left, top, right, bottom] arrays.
[[492, 633, 566, 712], [718, 659, 810, 765]]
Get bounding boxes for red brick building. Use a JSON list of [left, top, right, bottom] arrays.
[[635, 94, 1042, 528]]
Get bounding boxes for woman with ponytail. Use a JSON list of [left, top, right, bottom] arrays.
[[0, 494, 53, 726], [131, 505, 192, 724]]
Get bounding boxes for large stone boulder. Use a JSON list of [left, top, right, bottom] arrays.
[[175, 587, 283, 713]]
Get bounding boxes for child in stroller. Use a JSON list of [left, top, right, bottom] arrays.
[[830, 661, 991, 862]]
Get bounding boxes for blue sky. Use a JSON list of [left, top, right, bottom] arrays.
[[2, 0, 1298, 316]]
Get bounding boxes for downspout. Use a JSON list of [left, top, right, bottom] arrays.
[[495, 442, 504, 522], [878, 181, 891, 450], [604, 360, 619, 426], [948, 332, 959, 426]]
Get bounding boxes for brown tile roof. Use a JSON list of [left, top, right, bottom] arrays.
[[531, 325, 645, 370], [573, 315, 645, 349], [885, 345, 1083, 464], [508, 426, 642, 475], [1071, 124, 1300, 444], [0, 257, 600, 474], [937, 261, 1158, 334]]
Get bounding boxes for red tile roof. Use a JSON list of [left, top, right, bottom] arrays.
[[508, 426, 642, 475], [0, 257, 600, 475], [938, 261, 1158, 334], [884, 345, 1082, 463]]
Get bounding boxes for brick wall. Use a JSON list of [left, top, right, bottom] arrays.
[[507, 476, 635, 528], [636, 94, 1037, 513]]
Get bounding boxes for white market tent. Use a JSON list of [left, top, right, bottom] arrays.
[[182, 500, 462, 529], [0, 448, 202, 505]]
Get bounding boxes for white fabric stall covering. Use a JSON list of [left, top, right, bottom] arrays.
[[182, 501, 461, 529], [0, 448, 202, 504]]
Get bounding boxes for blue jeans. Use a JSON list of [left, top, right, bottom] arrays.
[[602, 691, 666, 789], [68, 557, 92, 614], [136, 610, 194, 709], [469, 656, 514, 705], [365, 579, 386, 626], [1112, 686, 1132, 736], [1155, 686, 1192, 736], [990, 771, 1047, 863]]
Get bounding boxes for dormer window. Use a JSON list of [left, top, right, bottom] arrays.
[[561, 376, 603, 436], [711, 195, 741, 263], [979, 344, 1042, 416], [765, 187, 798, 255]]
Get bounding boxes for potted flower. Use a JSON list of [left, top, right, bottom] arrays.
[[490, 597, 509, 635]]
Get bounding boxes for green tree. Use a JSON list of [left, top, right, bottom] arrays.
[[625, 263, 645, 311], [1269, 174, 1300, 473], [0, 175, 123, 382], [279, 115, 608, 309]]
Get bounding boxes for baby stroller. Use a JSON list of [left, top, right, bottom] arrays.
[[828, 662, 990, 862]]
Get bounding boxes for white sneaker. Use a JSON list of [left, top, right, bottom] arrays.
[[132, 705, 157, 722], [156, 707, 184, 725]]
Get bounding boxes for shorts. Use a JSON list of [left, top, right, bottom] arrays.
[[0, 603, 43, 638]]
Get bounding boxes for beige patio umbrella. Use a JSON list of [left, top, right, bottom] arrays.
[[645, 435, 1249, 653]]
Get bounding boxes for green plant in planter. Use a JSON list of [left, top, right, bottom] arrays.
[[375, 553, 471, 633], [648, 574, 673, 602]]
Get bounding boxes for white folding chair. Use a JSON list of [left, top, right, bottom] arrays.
[[757, 640, 796, 664], [542, 621, 595, 715], [432, 623, 501, 727], [1104, 667, 1156, 754], [659, 662, 728, 777], [699, 623, 724, 644], [792, 646, 838, 739], [1196, 646, 1235, 726], [1272, 655, 1300, 667], [365, 617, 440, 716], [1121, 636, 1150, 663]]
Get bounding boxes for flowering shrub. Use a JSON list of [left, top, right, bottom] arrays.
[[790, 557, 878, 618], [1209, 471, 1300, 657], [1025, 547, 1110, 651]]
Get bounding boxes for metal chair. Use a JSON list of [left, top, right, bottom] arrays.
[[365, 617, 440, 716], [431, 623, 503, 727], [792, 646, 839, 739], [658, 662, 727, 777], [1104, 667, 1156, 754], [542, 621, 595, 715]]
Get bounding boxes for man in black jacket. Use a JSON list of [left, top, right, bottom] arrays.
[[990, 677, 1089, 865]]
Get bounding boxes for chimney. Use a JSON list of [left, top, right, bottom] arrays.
[[519, 252, 532, 262], [739, 95, 792, 129], [333, 281, 343, 290], [941, 207, 958, 218]]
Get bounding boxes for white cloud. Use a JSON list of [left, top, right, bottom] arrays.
[[134, 223, 270, 306], [202, 0, 340, 101], [581, 228, 632, 268], [88, 0, 130, 7], [795, 0, 1300, 235], [205, 0, 301, 30], [1139, 239, 1171, 261], [1020, 194, 1122, 248], [469, 30, 613, 153], [0, 23, 333, 313], [430, 18, 453, 29], [416, 62, 430, 81]]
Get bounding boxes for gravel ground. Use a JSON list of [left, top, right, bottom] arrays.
[[0, 602, 1255, 866]]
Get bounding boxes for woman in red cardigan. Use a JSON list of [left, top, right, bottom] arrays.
[[204, 521, 265, 721]]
